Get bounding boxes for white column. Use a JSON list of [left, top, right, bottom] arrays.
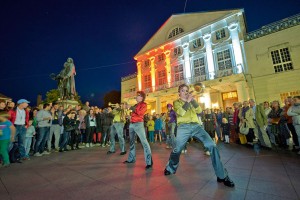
[[228, 22, 243, 73], [203, 33, 215, 80], [156, 96, 161, 114], [164, 50, 171, 87], [137, 62, 142, 91], [182, 43, 191, 84], [150, 56, 156, 92], [235, 81, 249, 102]]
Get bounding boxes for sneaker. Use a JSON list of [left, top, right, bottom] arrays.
[[101, 144, 105, 147], [42, 151, 51, 155], [217, 176, 235, 187], [86, 143, 90, 148], [205, 151, 210, 156], [184, 150, 187, 153], [90, 143, 94, 147], [34, 152, 43, 157], [181, 150, 185, 154]]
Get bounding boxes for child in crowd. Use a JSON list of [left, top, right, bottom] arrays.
[[0, 111, 15, 167], [222, 118, 230, 144], [24, 119, 35, 159], [154, 114, 163, 144], [147, 115, 155, 143]]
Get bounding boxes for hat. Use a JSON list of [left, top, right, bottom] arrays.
[[17, 99, 30, 104], [167, 103, 173, 108]]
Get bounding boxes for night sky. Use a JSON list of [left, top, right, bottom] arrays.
[[1, 0, 299, 106]]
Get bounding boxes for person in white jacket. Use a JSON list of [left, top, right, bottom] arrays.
[[287, 96, 300, 155]]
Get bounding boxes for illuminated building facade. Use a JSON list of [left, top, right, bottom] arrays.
[[121, 9, 300, 114]]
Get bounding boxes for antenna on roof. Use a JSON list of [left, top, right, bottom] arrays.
[[184, 0, 188, 13]]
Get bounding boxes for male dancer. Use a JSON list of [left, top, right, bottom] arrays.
[[107, 102, 128, 155], [123, 91, 153, 169], [164, 84, 235, 187]]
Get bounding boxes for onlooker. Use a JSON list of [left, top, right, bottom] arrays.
[[147, 115, 155, 143], [34, 104, 52, 156], [24, 119, 35, 159], [0, 111, 16, 167], [287, 96, 300, 154], [154, 114, 163, 144], [8, 99, 30, 160], [48, 103, 62, 152], [239, 101, 256, 145]]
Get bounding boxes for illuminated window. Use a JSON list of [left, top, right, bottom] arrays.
[[158, 53, 165, 62], [174, 46, 182, 57], [144, 75, 151, 89], [168, 27, 184, 39], [217, 49, 232, 70], [271, 48, 293, 73], [174, 64, 184, 81], [216, 28, 226, 40], [193, 57, 206, 76], [280, 90, 300, 103], [222, 91, 238, 100], [144, 59, 150, 67], [192, 38, 202, 48], [158, 70, 166, 85]]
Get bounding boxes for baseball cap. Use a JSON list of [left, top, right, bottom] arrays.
[[17, 99, 30, 104]]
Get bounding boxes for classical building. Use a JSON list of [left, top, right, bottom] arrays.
[[121, 9, 300, 114]]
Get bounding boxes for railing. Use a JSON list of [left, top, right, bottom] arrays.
[[246, 13, 300, 41]]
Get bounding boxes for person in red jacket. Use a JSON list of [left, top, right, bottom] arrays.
[[8, 99, 30, 160], [123, 91, 153, 170]]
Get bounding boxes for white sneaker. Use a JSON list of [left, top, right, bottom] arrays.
[[34, 152, 43, 157], [42, 151, 51, 155], [205, 151, 210, 156], [181, 150, 185, 154], [86, 143, 90, 148], [90, 143, 94, 147], [184, 150, 187, 153]]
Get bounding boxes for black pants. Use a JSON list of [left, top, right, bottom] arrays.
[[288, 123, 299, 147], [86, 126, 96, 143], [246, 128, 255, 143], [70, 130, 80, 149]]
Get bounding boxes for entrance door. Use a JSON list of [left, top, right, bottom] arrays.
[[222, 91, 238, 109]]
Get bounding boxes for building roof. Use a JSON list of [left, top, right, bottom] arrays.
[[135, 9, 244, 58]]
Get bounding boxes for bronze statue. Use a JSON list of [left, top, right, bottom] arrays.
[[50, 57, 76, 100]]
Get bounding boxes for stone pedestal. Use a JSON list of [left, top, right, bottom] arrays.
[[57, 99, 79, 109]]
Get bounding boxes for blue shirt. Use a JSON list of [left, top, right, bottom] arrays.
[[0, 120, 12, 140]]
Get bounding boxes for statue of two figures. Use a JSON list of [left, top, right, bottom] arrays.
[[51, 58, 76, 100]]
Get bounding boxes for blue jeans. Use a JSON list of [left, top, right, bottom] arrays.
[[60, 131, 70, 150], [24, 137, 33, 157], [14, 125, 26, 158], [166, 123, 176, 148], [34, 127, 50, 153], [126, 122, 152, 165], [215, 123, 222, 140], [165, 123, 228, 179], [110, 122, 125, 152]]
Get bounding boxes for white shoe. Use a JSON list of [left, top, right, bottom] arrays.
[[86, 143, 90, 148], [42, 151, 51, 155], [205, 151, 210, 156], [181, 150, 185, 154], [184, 150, 187, 153], [90, 143, 94, 147], [34, 152, 43, 157]]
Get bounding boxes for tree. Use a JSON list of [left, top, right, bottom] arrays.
[[44, 89, 60, 104], [103, 90, 121, 107]]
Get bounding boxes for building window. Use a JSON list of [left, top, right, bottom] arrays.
[[144, 75, 151, 89], [192, 38, 201, 48], [271, 48, 293, 73], [217, 49, 232, 70], [144, 59, 150, 67], [168, 27, 184, 39], [216, 28, 226, 40], [158, 70, 166, 85], [174, 46, 182, 57], [193, 57, 206, 76], [174, 64, 184, 81], [280, 90, 300, 103], [158, 53, 165, 62]]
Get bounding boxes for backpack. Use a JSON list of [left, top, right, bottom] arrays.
[[9, 142, 21, 163]]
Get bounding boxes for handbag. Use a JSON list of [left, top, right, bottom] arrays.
[[239, 122, 249, 135], [270, 118, 280, 124]]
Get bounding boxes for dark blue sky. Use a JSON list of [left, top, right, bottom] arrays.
[[1, 0, 299, 106]]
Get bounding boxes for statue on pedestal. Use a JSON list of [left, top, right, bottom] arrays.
[[50, 57, 77, 100]]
